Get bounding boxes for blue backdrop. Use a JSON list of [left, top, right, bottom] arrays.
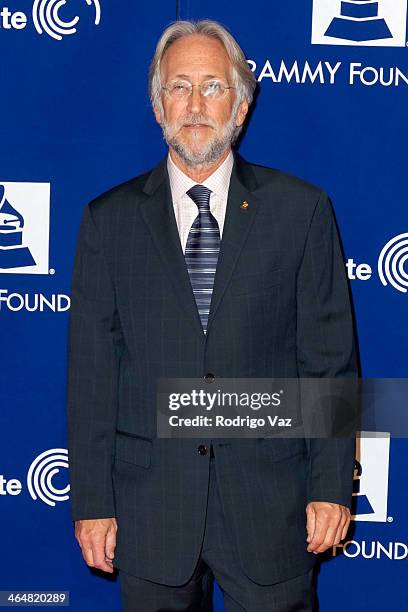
[[1, 1, 407, 609]]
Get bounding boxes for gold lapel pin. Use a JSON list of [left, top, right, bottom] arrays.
[[240, 201, 249, 210]]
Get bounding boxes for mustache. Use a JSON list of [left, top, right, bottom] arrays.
[[178, 115, 217, 129]]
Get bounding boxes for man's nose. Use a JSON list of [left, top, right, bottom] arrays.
[[186, 85, 205, 114]]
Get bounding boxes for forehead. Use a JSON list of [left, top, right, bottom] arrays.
[[161, 34, 232, 80]]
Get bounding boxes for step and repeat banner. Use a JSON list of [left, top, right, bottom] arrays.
[[1, 1, 407, 610]]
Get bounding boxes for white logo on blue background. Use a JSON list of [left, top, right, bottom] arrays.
[[352, 459, 375, 515], [312, 0, 408, 46], [27, 448, 69, 507], [0, 182, 50, 275], [378, 232, 408, 294], [32, 0, 101, 41], [352, 432, 390, 522], [0, 1, 101, 40]]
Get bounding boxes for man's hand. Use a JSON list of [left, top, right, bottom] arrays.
[[74, 517, 117, 573], [306, 501, 350, 554]]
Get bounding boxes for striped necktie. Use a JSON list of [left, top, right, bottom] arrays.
[[185, 184, 220, 335]]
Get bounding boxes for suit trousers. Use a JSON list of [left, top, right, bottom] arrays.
[[118, 446, 316, 612]]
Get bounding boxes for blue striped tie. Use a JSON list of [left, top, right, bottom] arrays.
[[185, 184, 220, 335]]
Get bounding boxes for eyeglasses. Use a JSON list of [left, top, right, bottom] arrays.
[[162, 79, 235, 100]]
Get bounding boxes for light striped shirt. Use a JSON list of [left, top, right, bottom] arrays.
[[167, 149, 234, 254]]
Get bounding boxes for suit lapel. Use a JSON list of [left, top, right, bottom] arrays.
[[139, 156, 205, 339], [205, 152, 260, 336], [139, 152, 261, 340]]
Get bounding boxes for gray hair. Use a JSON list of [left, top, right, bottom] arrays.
[[148, 19, 257, 142]]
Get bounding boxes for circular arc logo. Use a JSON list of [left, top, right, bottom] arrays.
[[378, 232, 408, 294], [27, 448, 70, 507], [32, 0, 101, 41]]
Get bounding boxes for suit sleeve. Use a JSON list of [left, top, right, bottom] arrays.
[[66, 203, 121, 521], [296, 190, 358, 508]]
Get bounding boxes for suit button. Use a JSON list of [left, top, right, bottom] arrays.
[[198, 445, 208, 456], [204, 373, 215, 383]]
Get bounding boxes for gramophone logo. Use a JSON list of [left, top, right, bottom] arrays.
[[312, 0, 408, 46], [352, 432, 390, 522], [351, 459, 375, 516], [0, 182, 50, 274]]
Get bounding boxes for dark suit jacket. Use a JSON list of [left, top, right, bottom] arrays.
[[66, 151, 358, 586]]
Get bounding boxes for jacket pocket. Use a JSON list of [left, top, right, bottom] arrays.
[[114, 430, 152, 468], [260, 437, 306, 463], [230, 268, 281, 296]]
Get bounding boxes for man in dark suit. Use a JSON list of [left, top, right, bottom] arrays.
[[67, 19, 357, 611]]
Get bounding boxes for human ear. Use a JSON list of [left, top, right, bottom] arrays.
[[236, 100, 249, 127], [153, 105, 162, 125]]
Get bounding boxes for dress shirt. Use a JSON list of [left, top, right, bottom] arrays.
[[167, 149, 234, 254]]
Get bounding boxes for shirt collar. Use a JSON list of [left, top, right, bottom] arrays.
[[167, 149, 234, 202]]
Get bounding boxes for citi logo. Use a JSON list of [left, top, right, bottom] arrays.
[[312, 0, 408, 47], [0, 0, 100, 40]]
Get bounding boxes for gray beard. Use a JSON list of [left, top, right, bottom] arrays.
[[161, 109, 238, 168]]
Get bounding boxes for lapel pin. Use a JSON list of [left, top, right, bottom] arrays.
[[240, 201, 249, 210]]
